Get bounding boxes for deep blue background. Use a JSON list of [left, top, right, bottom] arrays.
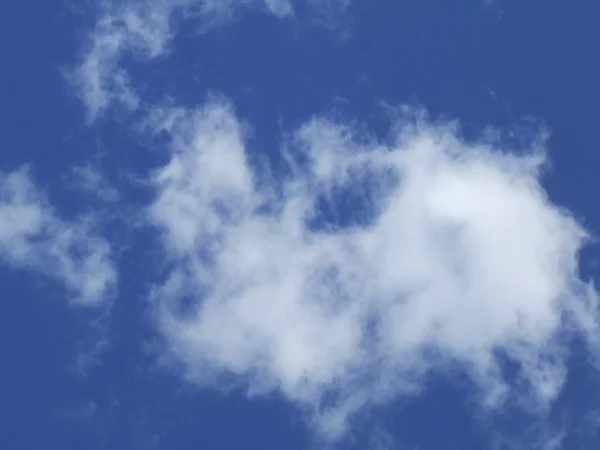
[[1, 1, 599, 449]]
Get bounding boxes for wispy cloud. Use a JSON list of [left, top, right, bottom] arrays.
[[143, 98, 600, 440], [68, 0, 352, 120], [69, 164, 120, 203], [0, 167, 117, 306]]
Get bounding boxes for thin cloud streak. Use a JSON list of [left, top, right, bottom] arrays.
[[69, 0, 350, 120]]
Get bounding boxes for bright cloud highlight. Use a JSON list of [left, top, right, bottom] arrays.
[[0, 168, 117, 307], [145, 99, 600, 439]]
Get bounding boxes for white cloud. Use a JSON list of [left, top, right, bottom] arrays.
[[144, 98, 600, 439], [69, 0, 351, 120], [67, 1, 171, 121], [0, 167, 117, 307]]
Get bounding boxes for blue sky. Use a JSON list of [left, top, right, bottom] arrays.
[[2, 1, 600, 449]]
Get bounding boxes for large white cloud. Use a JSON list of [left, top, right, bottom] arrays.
[[0, 167, 117, 307], [69, 0, 351, 120], [144, 98, 600, 440], [65, 1, 600, 446]]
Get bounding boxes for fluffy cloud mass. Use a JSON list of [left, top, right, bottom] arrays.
[[0, 168, 117, 306], [145, 99, 600, 438], [70, 0, 351, 120], [63, 1, 600, 446]]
